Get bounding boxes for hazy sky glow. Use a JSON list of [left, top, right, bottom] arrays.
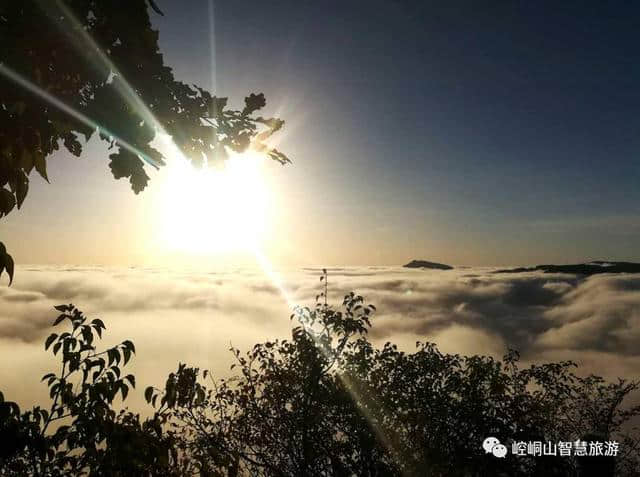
[[2, 0, 639, 266]]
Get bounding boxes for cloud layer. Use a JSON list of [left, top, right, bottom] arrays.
[[1, 265, 639, 409]]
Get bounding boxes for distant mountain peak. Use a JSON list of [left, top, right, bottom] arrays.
[[403, 260, 453, 270], [494, 261, 640, 276]]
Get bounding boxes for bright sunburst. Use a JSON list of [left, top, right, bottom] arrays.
[[158, 151, 270, 254]]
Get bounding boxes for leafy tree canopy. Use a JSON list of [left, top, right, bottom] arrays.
[[0, 0, 289, 283]]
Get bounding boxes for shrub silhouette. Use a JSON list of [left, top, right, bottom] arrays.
[[1, 278, 639, 476], [0, 304, 175, 476]]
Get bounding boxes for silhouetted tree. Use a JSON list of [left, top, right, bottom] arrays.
[[144, 273, 640, 476], [0, 0, 289, 281], [0, 304, 180, 476]]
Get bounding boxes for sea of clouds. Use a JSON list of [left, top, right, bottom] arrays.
[[1, 265, 639, 411]]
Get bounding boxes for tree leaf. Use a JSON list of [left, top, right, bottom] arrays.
[[53, 314, 67, 326], [19, 147, 33, 173], [91, 318, 106, 329], [122, 340, 135, 354], [34, 152, 49, 183], [45, 334, 58, 350], [148, 0, 165, 16], [123, 347, 131, 365], [15, 170, 29, 208], [41, 373, 55, 382], [3, 253, 14, 286], [0, 188, 16, 216], [120, 382, 129, 400]]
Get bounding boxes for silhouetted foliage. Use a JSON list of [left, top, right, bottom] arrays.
[[0, 0, 289, 279], [1, 277, 639, 476], [0, 304, 177, 476], [0, 243, 14, 285]]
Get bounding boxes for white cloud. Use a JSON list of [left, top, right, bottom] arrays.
[[1, 265, 639, 409]]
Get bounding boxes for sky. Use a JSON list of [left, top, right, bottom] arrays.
[[2, 0, 640, 267], [1, 1, 640, 418]]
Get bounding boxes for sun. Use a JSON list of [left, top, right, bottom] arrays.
[[157, 151, 270, 255]]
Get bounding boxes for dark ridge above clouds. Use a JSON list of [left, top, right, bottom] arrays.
[[495, 261, 640, 276], [403, 260, 453, 270]]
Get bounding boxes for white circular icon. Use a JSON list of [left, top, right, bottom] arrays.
[[492, 443, 507, 458], [482, 436, 500, 454]]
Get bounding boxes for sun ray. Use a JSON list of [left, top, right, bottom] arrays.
[[250, 249, 408, 473], [47, 0, 174, 145], [252, 247, 294, 308], [208, 0, 217, 95], [0, 63, 160, 169]]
